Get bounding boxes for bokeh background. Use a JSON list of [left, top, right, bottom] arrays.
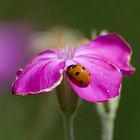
[[0, 0, 139, 140]]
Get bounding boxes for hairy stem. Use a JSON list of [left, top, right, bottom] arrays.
[[63, 114, 74, 140], [96, 96, 120, 140], [101, 115, 114, 140]]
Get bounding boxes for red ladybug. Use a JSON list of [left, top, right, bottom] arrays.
[[66, 64, 90, 87]]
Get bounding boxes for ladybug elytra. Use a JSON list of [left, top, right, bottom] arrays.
[[66, 64, 90, 87]]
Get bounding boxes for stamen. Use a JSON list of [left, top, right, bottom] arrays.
[[58, 45, 75, 59]]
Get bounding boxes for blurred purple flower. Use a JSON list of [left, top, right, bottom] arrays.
[[12, 33, 135, 102], [0, 24, 31, 91]]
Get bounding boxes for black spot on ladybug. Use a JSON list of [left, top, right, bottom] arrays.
[[67, 65, 75, 70], [72, 65, 77, 68], [75, 72, 80, 76], [79, 80, 83, 84], [82, 67, 86, 70]]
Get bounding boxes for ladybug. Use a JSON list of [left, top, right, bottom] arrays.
[[66, 64, 90, 87]]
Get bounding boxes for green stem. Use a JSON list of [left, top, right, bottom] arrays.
[[101, 115, 114, 140], [96, 97, 120, 140], [63, 114, 74, 140]]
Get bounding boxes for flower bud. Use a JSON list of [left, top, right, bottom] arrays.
[[56, 72, 80, 116]]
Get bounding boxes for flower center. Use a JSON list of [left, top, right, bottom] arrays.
[[58, 45, 75, 59]]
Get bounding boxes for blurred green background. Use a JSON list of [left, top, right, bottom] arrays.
[[0, 0, 139, 140]]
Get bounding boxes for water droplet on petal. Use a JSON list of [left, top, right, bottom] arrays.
[[107, 90, 110, 93], [100, 72, 103, 75], [104, 76, 107, 79]]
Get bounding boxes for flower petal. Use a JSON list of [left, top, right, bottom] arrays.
[[69, 56, 122, 102], [74, 33, 135, 76], [29, 49, 59, 65], [12, 51, 65, 95]]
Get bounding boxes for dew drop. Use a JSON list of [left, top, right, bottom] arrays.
[[100, 72, 103, 75], [107, 90, 110, 93], [104, 76, 107, 79]]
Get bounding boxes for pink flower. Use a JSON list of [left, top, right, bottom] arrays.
[[12, 33, 135, 102]]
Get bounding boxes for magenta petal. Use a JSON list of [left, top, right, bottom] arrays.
[[12, 51, 65, 95], [75, 33, 135, 76], [70, 56, 122, 102], [29, 49, 59, 65]]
